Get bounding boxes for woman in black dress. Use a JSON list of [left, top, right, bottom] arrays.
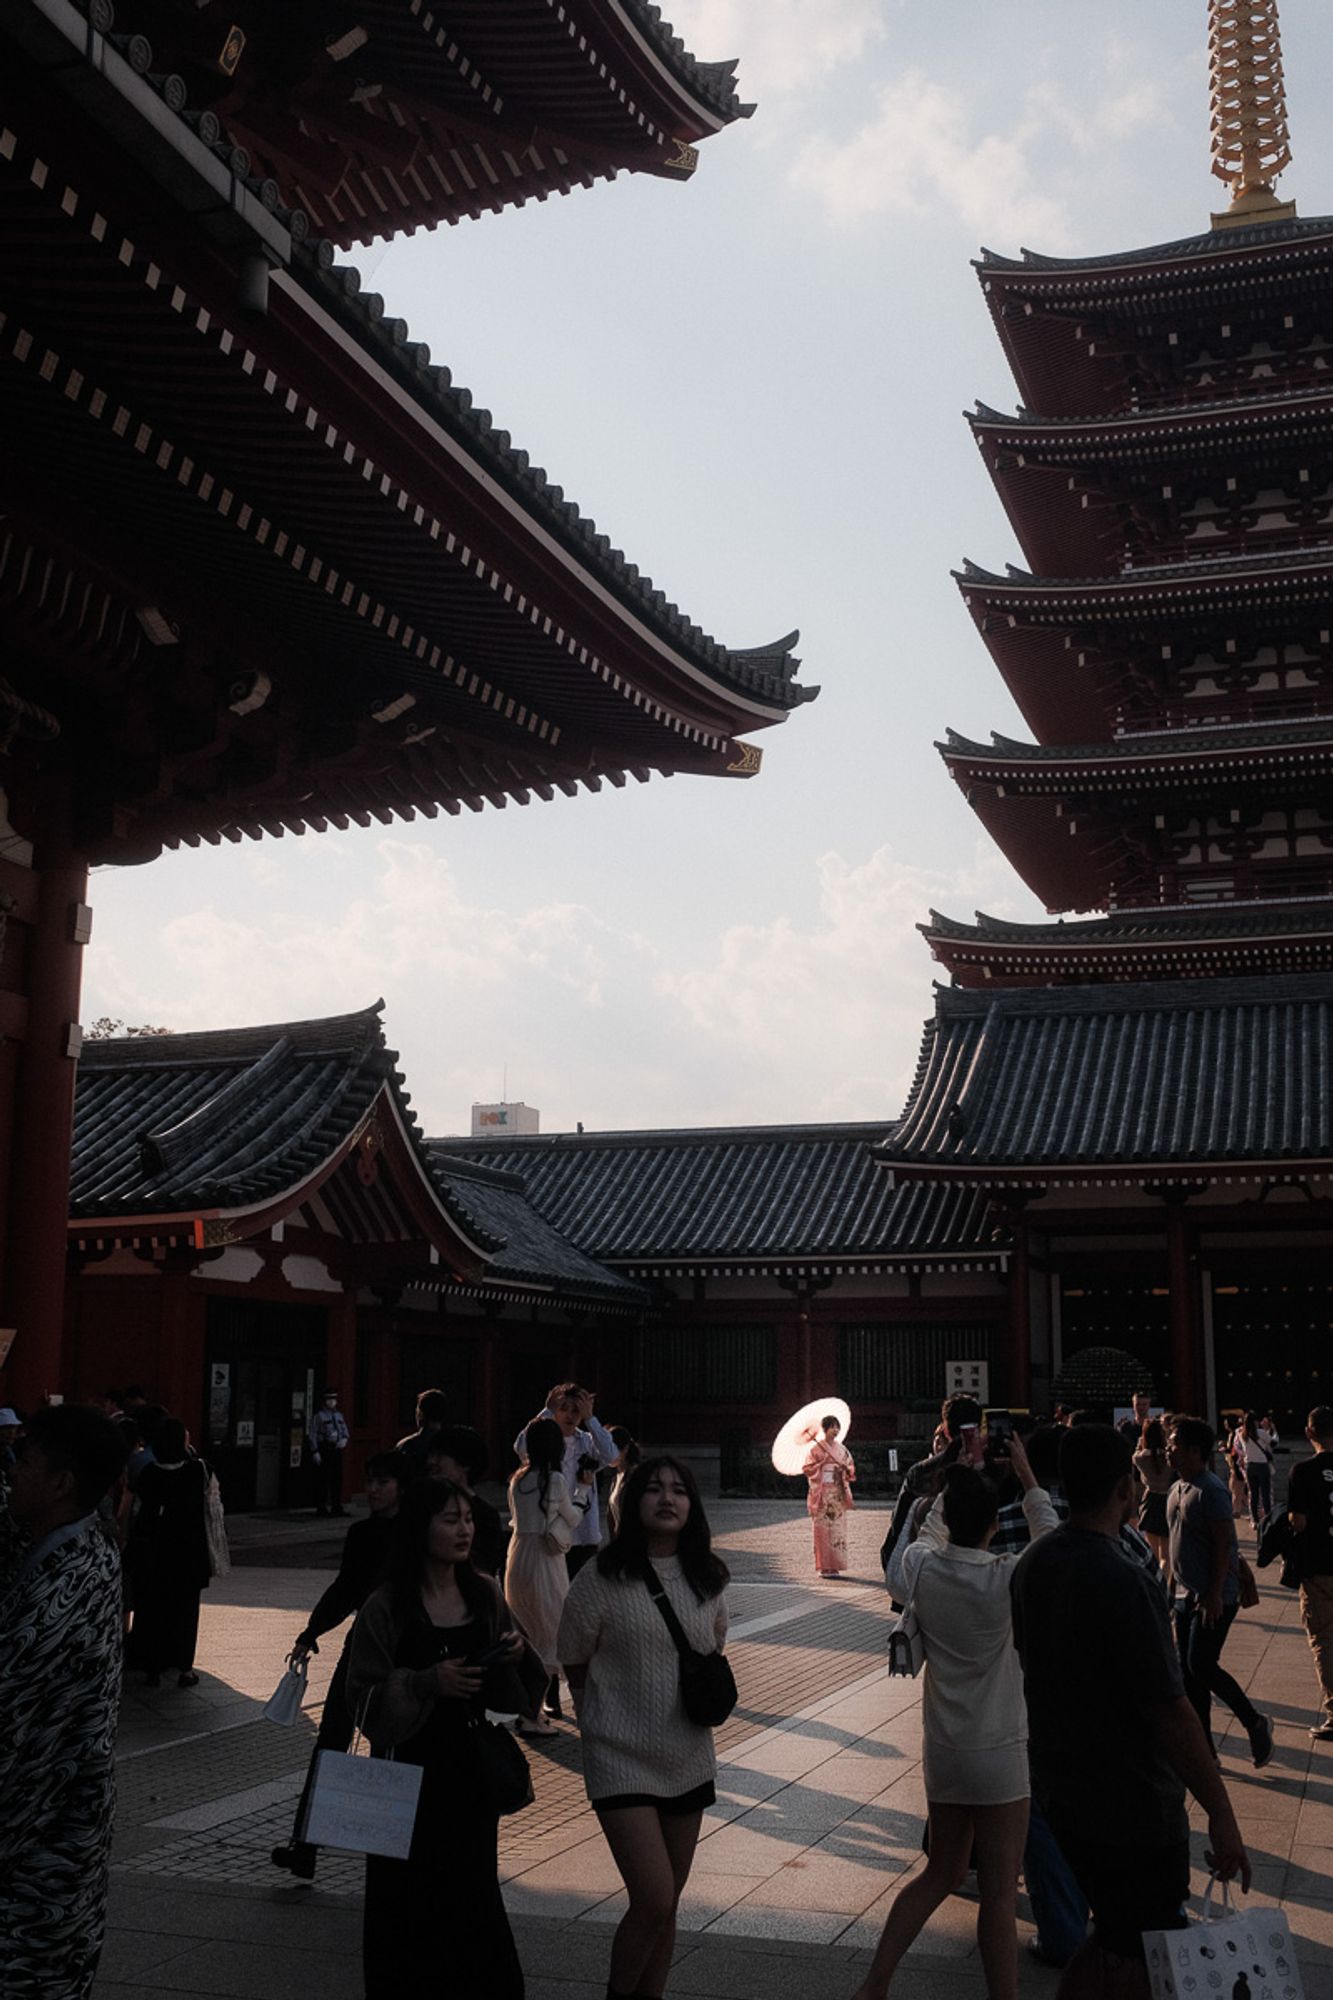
[[126, 1417, 211, 1686], [347, 1478, 544, 2000]]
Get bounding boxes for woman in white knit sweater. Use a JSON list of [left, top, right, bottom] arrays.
[[852, 1434, 1058, 2000], [558, 1455, 730, 2000]]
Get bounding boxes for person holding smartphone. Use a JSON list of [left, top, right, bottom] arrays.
[[347, 1478, 544, 2000], [852, 1432, 1057, 2000]]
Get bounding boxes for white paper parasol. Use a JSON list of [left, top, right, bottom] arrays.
[[771, 1396, 852, 1477]]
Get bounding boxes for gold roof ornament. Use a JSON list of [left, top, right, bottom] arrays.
[[1209, 0, 1296, 229]]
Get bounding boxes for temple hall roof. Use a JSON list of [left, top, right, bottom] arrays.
[[70, 1008, 642, 1304], [431, 1123, 997, 1274], [1, 10, 816, 861], [83, 0, 755, 247], [881, 973, 1333, 1184]]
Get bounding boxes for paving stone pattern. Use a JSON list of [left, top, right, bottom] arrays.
[[97, 1499, 1333, 1999]]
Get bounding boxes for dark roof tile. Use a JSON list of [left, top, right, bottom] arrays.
[[432, 1124, 993, 1265], [883, 973, 1333, 1175]]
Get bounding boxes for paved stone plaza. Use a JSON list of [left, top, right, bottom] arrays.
[[97, 1500, 1333, 2000]]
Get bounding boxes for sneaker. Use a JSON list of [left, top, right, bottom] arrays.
[[1310, 1720, 1333, 1741], [1249, 1714, 1275, 1769]]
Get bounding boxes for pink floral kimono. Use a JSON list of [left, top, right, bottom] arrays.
[[803, 1438, 856, 1575]]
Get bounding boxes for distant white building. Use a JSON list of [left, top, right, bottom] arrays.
[[471, 1101, 540, 1138]]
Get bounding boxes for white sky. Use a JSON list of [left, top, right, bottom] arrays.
[[81, 1, 1333, 1135]]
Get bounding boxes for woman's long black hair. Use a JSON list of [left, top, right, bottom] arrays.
[[512, 1417, 564, 1512], [388, 1477, 490, 1620], [597, 1454, 729, 1601]]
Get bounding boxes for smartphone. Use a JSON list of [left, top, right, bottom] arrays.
[[985, 1409, 1014, 1451], [959, 1422, 984, 1466], [474, 1638, 513, 1670]]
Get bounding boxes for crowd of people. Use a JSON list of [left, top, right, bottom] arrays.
[[276, 1379, 716, 2000], [4, 1379, 1331, 2000]]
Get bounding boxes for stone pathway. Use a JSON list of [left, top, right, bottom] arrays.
[[96, 1500, 1333, 1999]]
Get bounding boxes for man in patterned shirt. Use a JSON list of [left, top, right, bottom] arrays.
[[1, 1403, 127, 1997]]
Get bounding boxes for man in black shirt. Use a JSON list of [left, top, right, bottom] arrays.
[[1012, 1425, 1249, 1994], [1288, 1404, 1333, 1741], [271, 1449, 406, 1881]]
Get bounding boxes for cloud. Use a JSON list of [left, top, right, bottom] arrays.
[[656, 840, 1025, 1120], [787, 40, 1171, 247], [792, 69, 1069, 243], [664, 0, 885, 99], [83, 834, 1031, 1134]]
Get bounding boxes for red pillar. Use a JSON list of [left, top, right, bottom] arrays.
[[159, 1260, 200, 1434], [1167, 1201, 1201, 1413], [1008, 1224, 1033, 1408], [4, 818, 89, 1412]]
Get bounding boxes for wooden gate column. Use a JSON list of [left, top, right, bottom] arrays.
[[1164, 1191, 1203, 1413], [4, 792, 89, 1410]]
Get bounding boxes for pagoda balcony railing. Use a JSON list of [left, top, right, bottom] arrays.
[[1113, 680, 1333, 736], [1118, 342, 1333, 414]]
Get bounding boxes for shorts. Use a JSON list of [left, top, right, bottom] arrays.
[[595, 1781, 715, 1817], [1138, 1491, 1169, 1538], [1056, 1832, 1190, 1959]]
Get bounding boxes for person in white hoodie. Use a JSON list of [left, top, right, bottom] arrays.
[[852, 1432, 1057, 2000]]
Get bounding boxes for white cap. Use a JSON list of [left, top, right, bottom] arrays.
[[0, 1407, 20, 1428]]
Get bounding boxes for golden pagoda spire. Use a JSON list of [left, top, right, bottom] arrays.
[[1209, 0, 1296, 229]]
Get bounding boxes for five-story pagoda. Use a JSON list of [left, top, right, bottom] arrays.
[[883, 3, 1333, 1425]]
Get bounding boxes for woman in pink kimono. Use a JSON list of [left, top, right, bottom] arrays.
[[804, 1415, 855, 1577]]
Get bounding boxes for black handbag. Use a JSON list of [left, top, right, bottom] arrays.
[[644, 1576, 737, 1728], [470, 1718, 534, 1816]]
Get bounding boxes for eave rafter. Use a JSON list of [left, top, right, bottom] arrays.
[[140, 0, 740, 246], [0, 81, 792, 854]]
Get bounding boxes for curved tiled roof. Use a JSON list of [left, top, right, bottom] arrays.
[[72, 1008, 645, 1305], [969, 383, 1333, 436], [71, 1004, 498, 1236], [924, 900, 1333, 947], [957, 547, 1333, 594], [622, 3, 753, 119], [52, 5, 809, 721], [974, 213, 1333, 277], [423, 1156, 646, 1303], [432, 1124, 995, 1267], [306, 249, 812, 713], [940, 715, 1333, 767], [884, 973, 1333, 1176]]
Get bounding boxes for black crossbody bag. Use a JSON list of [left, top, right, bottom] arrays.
[[643, 1575, 738, 1728]]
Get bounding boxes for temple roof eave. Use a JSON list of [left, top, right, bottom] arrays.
[[10, 2, 812, 732], [968, 382, 1333, 446], [973, 212, 1333, 284], [922, 898, 1333, 947], [938, 714, 1333, 778], [955, 547, 1333, 609], [882, 972, 1333, 1180]]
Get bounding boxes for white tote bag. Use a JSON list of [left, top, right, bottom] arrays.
[[261, 1653, 308, 1727], [1145, 1876, 1304, 2000], [300, 1746, 423, 1860]]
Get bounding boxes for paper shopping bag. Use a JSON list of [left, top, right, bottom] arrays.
[[261, 1655, 308, 1727], [300, 1748, 423, 1860], [1145, 1878, 1304, 2000]]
